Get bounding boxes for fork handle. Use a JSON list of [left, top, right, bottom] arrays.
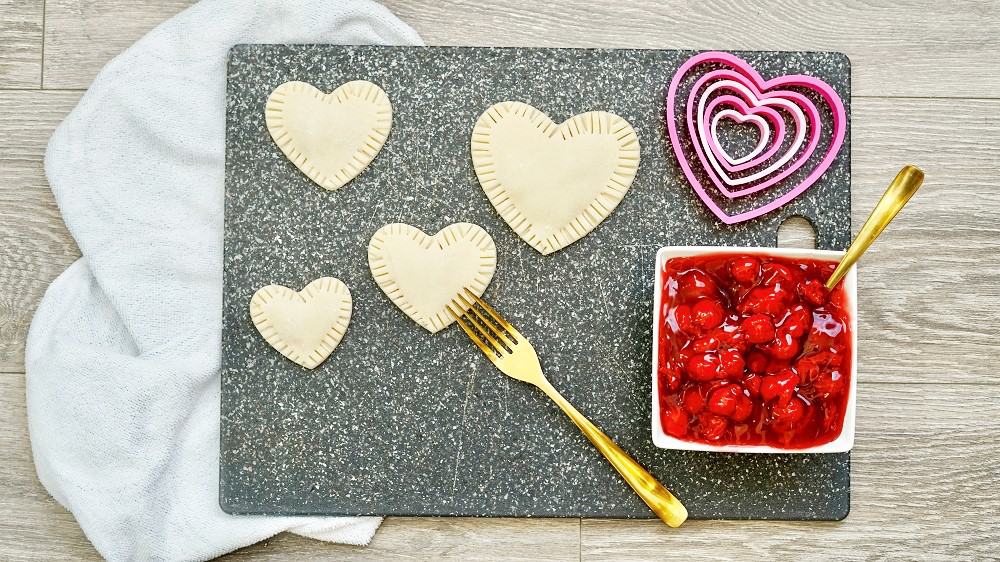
[[538, 382, 688, 528]]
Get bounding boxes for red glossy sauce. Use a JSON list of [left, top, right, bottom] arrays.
[[656, 252, 852, 449]]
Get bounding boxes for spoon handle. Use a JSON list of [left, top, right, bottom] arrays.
[[826, 165, 925, 289]]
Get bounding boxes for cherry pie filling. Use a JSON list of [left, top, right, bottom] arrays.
[[657, 253, 852, 449]]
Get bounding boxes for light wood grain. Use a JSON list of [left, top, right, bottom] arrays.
[[0, 91, 81, 372], [40, 0, 1000, 96], [380, 0, 1000, 99], [0, 0, 43, 88], [581, 383, 1000, 561], [851, 98, 1000, 384], [42, 0, 193, 89], [224, 518, 581, 562]]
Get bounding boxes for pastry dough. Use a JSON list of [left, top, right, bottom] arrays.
[[250, 277, 352, 369], [266, 80, 391, 191], [471, 101, 640, 255], [368, 223, 497, 333]]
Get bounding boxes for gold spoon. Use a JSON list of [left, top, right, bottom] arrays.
[[826, 165, 925, 289]]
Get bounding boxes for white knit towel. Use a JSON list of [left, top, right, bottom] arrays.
[[25, 1, 422, 559]]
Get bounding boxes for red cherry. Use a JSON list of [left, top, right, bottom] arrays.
[[659, 362, 682, 392], [746, 350, 769, 373], [708, 325, 748, 353], [731, 392, 754, 422], [678, 270, 718, 301], [761, 330, 801, 360], [728, 327, 749, 352], [692, 334, 720, 353], [692, 299, 725, 330], [707, 384, 741, 416], [794, 355, 820, 383], [672, 304, 695, 334], [781, 305, 813, 338], [813, 369, 846, 397], [760, 369, 799, 403], [682, 386, 705, 414], [685, 353, 721, 382], [815, 350, 845, 370], [821, 401, 843, 432], [719, 349, 745, 378], [697, 412, 729, 441], [798, 279, 829, 306], [662, 404, 690, 438], [729, 256, 761, 284], [742, 314, 776, 344], [761, 262, 797, 287], [742, 372, 762, 397], [771, 395, 806, 425], [828, 287, 848, 310], [737, 286, 792, 318], [674, 347, 693, 367]]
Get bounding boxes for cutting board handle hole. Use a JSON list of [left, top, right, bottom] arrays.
[[777, 215, 817, 249]]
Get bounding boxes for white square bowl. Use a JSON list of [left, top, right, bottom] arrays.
[[650, 246, 858, 454]]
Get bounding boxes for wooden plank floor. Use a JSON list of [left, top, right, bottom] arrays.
[[1, 1, 998, 559]]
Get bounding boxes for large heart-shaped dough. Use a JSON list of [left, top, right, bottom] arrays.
[[368, 223, 497, 333], [250, 277, 353, 369], [471, 101, 640, 255], [266, 80, 392, 191]]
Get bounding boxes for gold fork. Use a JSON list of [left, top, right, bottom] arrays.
[[447, 290, 688, 528]]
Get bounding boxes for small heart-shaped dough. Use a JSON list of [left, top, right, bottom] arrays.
[[250, 277, 352, 369], [266, 80, 391, 191], [368, 223, 497, 333], [471, 101, 640, 255]]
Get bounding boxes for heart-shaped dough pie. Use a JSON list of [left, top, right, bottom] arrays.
[[250, 277, 352, 369], [265, 80, 392, 191], [471, 101, 640, 255], [368, 223, 497, 333]]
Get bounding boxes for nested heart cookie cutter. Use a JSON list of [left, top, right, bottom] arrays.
[[707, 96, 784, 171], [666, 51, 847, 224]]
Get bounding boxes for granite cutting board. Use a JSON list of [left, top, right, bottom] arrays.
[[221, 45, 852, 520]]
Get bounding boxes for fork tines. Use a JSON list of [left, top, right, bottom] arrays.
[[446, 289, 519, 358]]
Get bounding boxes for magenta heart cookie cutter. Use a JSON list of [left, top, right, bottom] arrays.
[[666, 51, 847, 224]]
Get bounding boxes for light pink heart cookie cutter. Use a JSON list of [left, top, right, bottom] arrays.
[[704, 95, 786, 172], [711, 109, 769, 165], [689, 73, 818, 194], [666, 51, 848, 224]]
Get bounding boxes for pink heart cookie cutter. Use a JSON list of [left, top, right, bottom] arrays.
[[704, 95, 786, 172], [689, 73, 818, 195], [666, 51, 847, 224]]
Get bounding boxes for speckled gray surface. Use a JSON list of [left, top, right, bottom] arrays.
[[221, 46, 852, 520]]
